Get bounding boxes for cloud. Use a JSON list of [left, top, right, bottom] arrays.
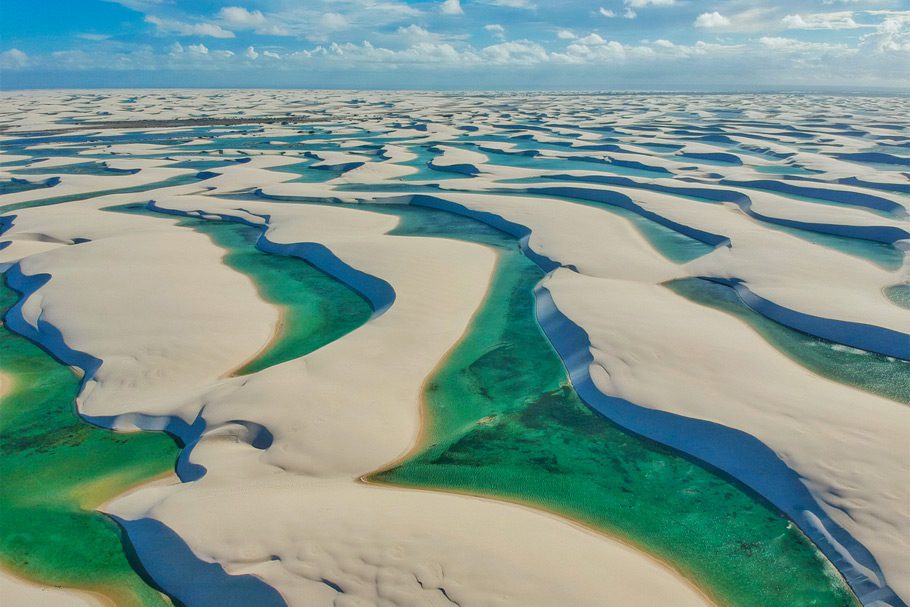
[[103, 0, 165, 11], [398, 24, 437, 42], [483, 40, 548, 64], [759, 36, 849, 53], [320, 12, 349, 31], [219, 7, 266, 28], [218, 7, 290, 36], [781, 12, 863, 30], [488, 0, 535, 8], [599, 7, 615, 18], [77, 33, 113, 41], [187, 43, 209, 54], [860, 15, 910, 52], [552, 38, 629, 63], [625, 0, 675, 7], [0, 48, 28, 69], [694, 12, 731, 28], [145, 15, 235, 38], [619, 0, 674, 17], [578, 33, 607, 45], [485, 24, 506, 39], [245, 45, 259, 59], [263, 50, 281, 59], [557, 29, 576, 39], [441, 0, 463, 15]]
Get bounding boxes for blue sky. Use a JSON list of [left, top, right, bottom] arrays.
[[1, 0, 908, 90]]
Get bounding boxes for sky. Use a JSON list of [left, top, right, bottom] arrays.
[[1, 0, 909, 91]]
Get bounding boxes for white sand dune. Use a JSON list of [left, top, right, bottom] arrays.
[[0, 569, 105, 607], [3, 192, 712, 606], [2, 90, 908, 607]]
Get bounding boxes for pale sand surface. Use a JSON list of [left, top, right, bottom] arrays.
[[2, 90, 908, 605], [0, 568, 107, 607], [545, 270, 909, 597], [5, 201, 278, 420], [3, 194, 712, 606], [0, 371, 12, 398], [176, 173, 908, 599]]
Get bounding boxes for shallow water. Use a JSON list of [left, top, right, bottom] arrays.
[[884, 284, 910, 310], [0, 173, 210, 213], [0, 280, 179, 606], [0, 204, 374, 604], [506, 176, 904, 270], [667, 277, 910, 403], [110, 203, 374, 374], [9, 161, 138, 177], [308, 201, 861, 607]]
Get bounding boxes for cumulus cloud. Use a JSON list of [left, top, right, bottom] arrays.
[[557, 29, 576, 39], [695, 12, 731, 28], [0, 48, 28, 69], [781, 12, 863, 30], [599, 8, 615, 18], [578, 33, 607, 45], [187, 43, 209, 54], [860, 15, 910, 52], [485, 24, 506, 39], [145, 15, 235, 38], [219, 7, 266, 28], [245, 45, 259, 59], [483, 40, 548, 64], [441, 0, 463, 15], [620, 0, 674, 18], [218, 7, 290, 37]]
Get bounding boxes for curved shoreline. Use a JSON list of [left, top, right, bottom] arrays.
[[358, 248, 721, 607], [359, 475, 720, 607], [335, 195, 889, 606]]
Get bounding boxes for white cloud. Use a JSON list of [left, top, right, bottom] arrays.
[[599, 7, 615, 18], [398, 24, 436, 41], [759, 36, 849, 53], [441, 0, 463, 15], [262, 50, 281, 59], [0, 48, 28, 69], [187, 43, 209, 54], [320, 12, 349, 31], [625, 0, 675, 7], [781, 12, 863, 30], [219, 7, 266, 28], [557, 29, 576, 39], [578, 33, 607, 45], [104, 0, 165, 11], [553, 39, 629, 63], [624, 8, 637, 19], [245, 45, 259, 59], [488, 0, 535, 8], [218, 7, 290, 36], [145, 15, 235, 38], [483, 40, 548, 64], [860, 15, 910, 52], [77, 33, 113, 41], [485, 24, 506, 39], [694, 11, 730, 28]]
